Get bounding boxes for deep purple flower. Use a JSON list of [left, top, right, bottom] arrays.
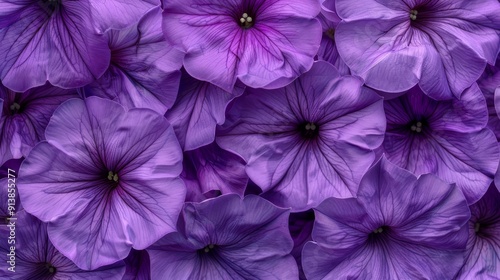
[[162, 0, 322, 92], [84, 7, 183, 115], [122, 249, 151, 280], [217, 61, 386, 211], [0, 211, 125, 279], [0, 0, 110, 91], [181, 142, 248, 202], [302, 156, 470, 279], [456, 184, 500, 279], [17, 97, 186, 270], [333, 0, 500, 100], [0, 83, 79, 164], [147, 194, 298, 279], [165, 71, 245, 151], [316, 4, 350, 76], [381, 84, 499, 204]]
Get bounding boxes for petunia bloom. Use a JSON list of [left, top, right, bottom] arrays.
[[181, 142, 248, 202], [147, 194, 298, 279], [217, 61, 386, 211], [381, 84, 499, 204], [302, 156, 470, 279], [84, 7, 183, 115], [165, 71, 245, 151], [333, 0, 500, 100], [162, 0, 322, 92], [0, 0, 110, 91], [17, 97, 186, 270], [456, 184, 500, 279], [0, 211, 126, 279], [0, 83, 79, 164]]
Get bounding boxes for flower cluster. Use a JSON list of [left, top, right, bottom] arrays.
[[0, 0, 499, 279]]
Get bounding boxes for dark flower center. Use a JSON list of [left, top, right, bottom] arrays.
[[8, 102, 21, 115], [40, 0, 61, 14], [324, 29, 335, 40], [298, 122, 319, 139], [368, 225, 390, 243], [239, 12, 254, 28], [34, 262, 57, 277], [200, 244, 216, 254], [409, 9, 418, 21]]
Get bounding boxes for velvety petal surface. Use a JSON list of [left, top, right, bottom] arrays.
[[89, 0, 159, 32], [165, 72, 244, 151], [0, 0, 110, 91], [18, 97, 185, 270]]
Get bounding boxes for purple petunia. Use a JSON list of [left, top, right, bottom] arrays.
[[381, 84, 499, 204], [456, 184, 500, 279], [217, 61, 386, 211], [333, 0, 500, 100], [85, 7, 183, 115], [17, 97, 186, 270], [147, 194, 298, 279], [0, 83, 79, 164], [302, 156, 470, 279], [162, 0, 322, 92], [0, 211, 125, 279]]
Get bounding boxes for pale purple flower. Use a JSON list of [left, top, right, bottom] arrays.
[[84, 7, 183, 115], [0, 0, 110, 91], [456, 184, 500, 279], [147, 194, 298, 279], [333, 0, 500, 100], [165, 71, 245, 151], [181, 142, 248, 202], [162, 0, 322, 92], [217, 61, 386, 211], [0, 83, 79, 164], [381, 84, 499, 204], [17, 97, 186, 270], [0, 211, 125, 279], [302, 156, 470, 279]]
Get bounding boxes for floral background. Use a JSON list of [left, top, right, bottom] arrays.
[[1, 0, 500, 279]]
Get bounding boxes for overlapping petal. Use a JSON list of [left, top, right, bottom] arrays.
[[85, 7, 183, 115]]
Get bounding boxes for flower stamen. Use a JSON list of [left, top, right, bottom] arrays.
[[410, 121, 422, 133], [240, 12, 253, 28], [9, 102, 20, 111], [203, 244, 215, 253], [410, 10, 418, 21], [373, 227, 384, 234], [474, 222, 480, 233], [107, 171, 119, 182]]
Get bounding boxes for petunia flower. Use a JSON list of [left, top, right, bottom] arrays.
[[181, 142, 248, 202], [0, 211, 126, 279], [217, 61, 386, 211], [162, 0, 322, 92], [381, 84, 499, 204], [456, 184, 500, 279], [17, 97, 186, 270], [165, 71, 245, 151], [0, 0, 110, 91], [0, 83, 79, 164], [333, 0, 500, 100], [302, 156, 470, 279], [147, 194, 298, 279], [84, 7, 183, 115]]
